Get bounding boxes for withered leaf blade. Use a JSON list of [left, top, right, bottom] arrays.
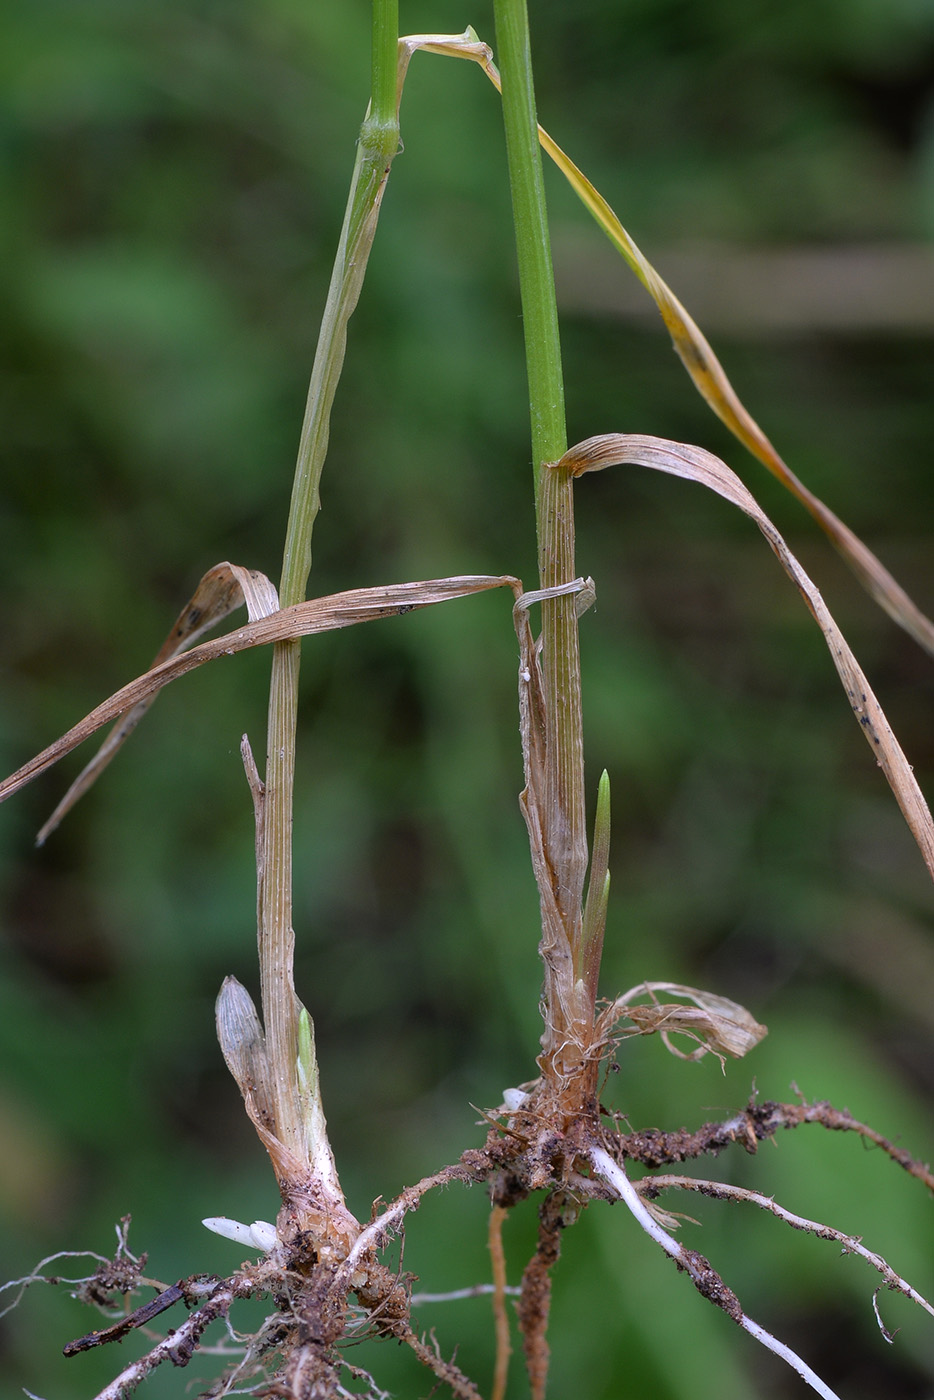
[[557, 435, 934, 883], [513, 578, 597, 1042], [526, 111, 934, 657], [602, 981, 767, 1067], [35, 562, 281, 844], [2, 573, 520, 823]]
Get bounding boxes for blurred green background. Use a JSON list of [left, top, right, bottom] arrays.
[[2, 0, 934, 1396]]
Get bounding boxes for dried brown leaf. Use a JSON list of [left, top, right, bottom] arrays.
[[35, 563, 280, 843], [601, 981, 767, 1067], [513, 579, 597, 1043], [2, 572, 520, 823], [557, 435, 934, 882]]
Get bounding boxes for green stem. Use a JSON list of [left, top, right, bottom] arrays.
[[492, 0, 566, 495], [279, 1, 399, 611], [261, 0, 400, 1162], [370, 0, 399, 130], [493, 0, 591, 1077]]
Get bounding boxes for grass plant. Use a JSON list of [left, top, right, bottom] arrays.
[[2, 2, 934, 1397]]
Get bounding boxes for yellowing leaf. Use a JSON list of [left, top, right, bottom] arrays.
[[557, 434, 934, 882], [418, 29, 934, 658]]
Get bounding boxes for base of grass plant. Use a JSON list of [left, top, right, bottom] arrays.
[[9, 1084, 930, 1400], [5, 548, 932, 1398], [2, 551, 932, 1394], [5, 464, 931, 1398]]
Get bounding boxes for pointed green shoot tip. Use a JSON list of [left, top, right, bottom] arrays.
[[596, 768, 610, 827]]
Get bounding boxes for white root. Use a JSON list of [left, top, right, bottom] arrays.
[[640, 1173, 934, 1332], [590, 1146, 843, 1400]]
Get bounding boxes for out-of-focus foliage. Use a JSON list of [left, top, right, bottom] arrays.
[[1, 1, 933, 1397]]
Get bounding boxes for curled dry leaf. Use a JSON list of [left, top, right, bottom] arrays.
[[556, 435, 934, 882], [35, 563, 279, 844], [0, 571, 520, 828], [397, 26, 492, 87], [599, 981, 767, 1069]]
